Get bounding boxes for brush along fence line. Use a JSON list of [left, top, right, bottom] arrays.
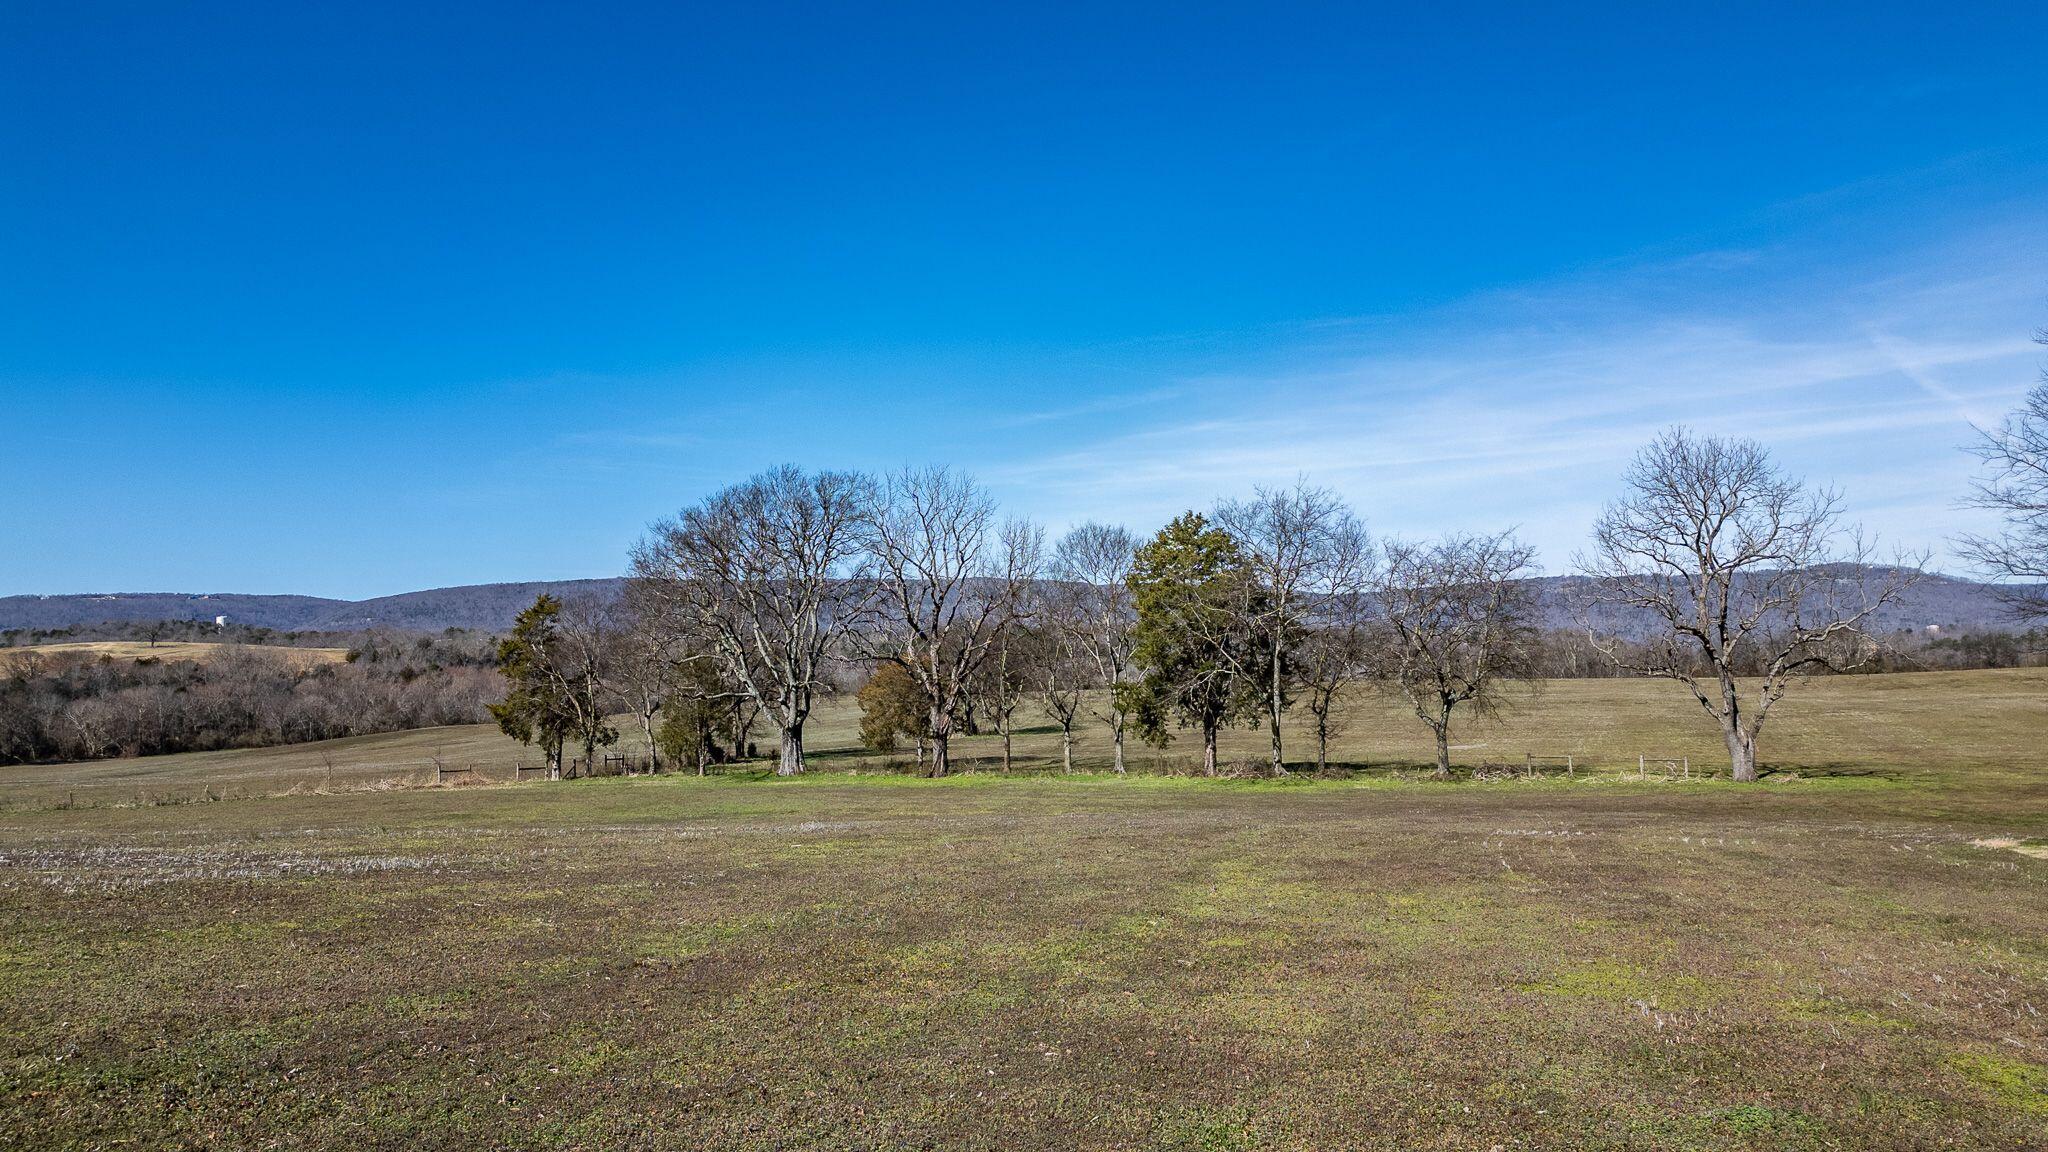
[[1636, 754, 1694, 779], [632, 752, 1714, 785], [1469, 755, 1702, 780]]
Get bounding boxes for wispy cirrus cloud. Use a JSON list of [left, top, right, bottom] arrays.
[[981, 218, 2048, 572], [988, 385, 1184, 429]]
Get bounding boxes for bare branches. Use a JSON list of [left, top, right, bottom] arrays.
[[1958, 330, 2048, 619], [1036, 630, 1089, 774], [1046, 522, 1139, 771], [1577, 428, 1923, 780], [544, 596, 623, 776], [1295, 543, 1379, 774], [1371, 531, 1540, 778], [1216, 481, 1370, 775], [629, 466, 876, 775], [855, 467, 1042, 776]]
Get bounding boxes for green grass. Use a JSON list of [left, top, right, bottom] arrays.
[[1, 670, 2046, 1148]]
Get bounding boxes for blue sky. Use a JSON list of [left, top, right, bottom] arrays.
[[3, 3, 2045, 599]]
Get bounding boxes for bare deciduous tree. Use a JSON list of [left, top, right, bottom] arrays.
[[630, 466, 876, 776], [1374, 532, 1539, 779], [1959, 324, 2048, 620], [1046, 523, 1139, 772], [1037, 631, 1088, 773], [1578, 429, 1923, 781], [858, 467, 1041, 776], [552, 596, 622, 777], [1296, 597, 1377, 773], [610, 586, 684, 772], [974, 622, 1037, 772], [1216, 481, 1370, 776]]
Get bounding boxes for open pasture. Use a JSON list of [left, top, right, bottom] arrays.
[[5, 668, 2047, 816], [2, 670, 2045, 1149], [0, 641, 352, 669]]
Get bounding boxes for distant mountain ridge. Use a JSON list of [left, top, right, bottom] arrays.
[[1, 571, 2038, 636], [0, 580, 626, 633], [1537, 570, 2040, 640]]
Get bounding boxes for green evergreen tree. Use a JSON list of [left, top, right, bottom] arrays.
[[856, 661, 933, 764], [489, 595, 576, 778], [655, 658, 731, 775], [1117, 513, 1269, 775]]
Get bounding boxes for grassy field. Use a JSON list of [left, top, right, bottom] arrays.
[[2, 671, 2046, 1148], [0, 641, 352, 668], [6, 668, 2047, 815]]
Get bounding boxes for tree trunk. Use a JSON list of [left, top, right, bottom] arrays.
[[1061, 726, 1073, 774], [1001, 719, 1012, 773], [1432, 721, 1452, 780], [777, 723, 803, 777], [1315, 714, 1329, 773], [643, 711, 660, 774], [928, 699, 952, 776], [1203, 724, 1218, 777], [1269, 645, 1286, 776], [1113, 724, 1126, 774], [1725, 724, 1758, 782], [582, 672, 601, 775], [1716, 674, 1758, 782]]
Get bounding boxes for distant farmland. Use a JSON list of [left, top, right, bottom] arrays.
[[0, 641, 351, 668]]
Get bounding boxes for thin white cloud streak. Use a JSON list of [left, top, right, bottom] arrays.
[[989, 385, 1183, 428], [984, 225, 2047, 573]]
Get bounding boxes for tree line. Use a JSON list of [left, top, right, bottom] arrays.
[[12, 347, 2045, 776], [491, 424, 1967, 784], [0, 632, 501, 764], [0, 619, 377, 650]]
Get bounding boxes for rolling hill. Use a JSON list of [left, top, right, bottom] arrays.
[[0, 570, 2037, 636]]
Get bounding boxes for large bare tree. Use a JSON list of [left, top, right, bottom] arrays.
[[1217, 482, 1370, 776], [1045, 522, 1139, 772], [1578, 429, 1922, 782], [859, 467, 1041, 776], [629, 465, 876, 776], [1958, 324, 2048, 619], [1373, 532, 1539, 779]]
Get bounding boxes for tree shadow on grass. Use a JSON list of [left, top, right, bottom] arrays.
[[1759, 762, 1898, 781], [796, 746, 872, 763], [1283, 759, 1455, 780]]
